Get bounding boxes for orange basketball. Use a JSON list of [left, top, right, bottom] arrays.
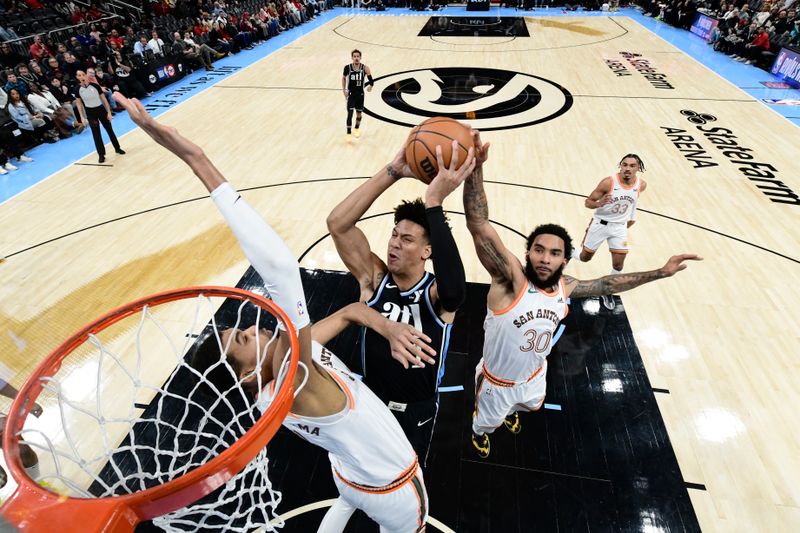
[[405, 117, 474, 184]]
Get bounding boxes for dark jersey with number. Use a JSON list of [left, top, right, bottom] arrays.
[[343, 63, 366, 95], [361, 272, 452, 403]]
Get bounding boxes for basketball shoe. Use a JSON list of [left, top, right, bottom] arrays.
[[503, 411, 521, 434], [346, 134, 352, 143], [353, 128, 361, 138], [472, 431, 490, 458]]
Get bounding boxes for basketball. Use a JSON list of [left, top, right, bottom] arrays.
[[405, 117, 474, 184]]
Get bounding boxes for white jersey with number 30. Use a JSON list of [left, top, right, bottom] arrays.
[[482, 279, 569, 382], [594, 173, 641, 223]]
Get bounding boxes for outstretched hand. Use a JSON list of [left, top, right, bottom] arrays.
[[659, 254, 703, 277], [113, 92, 204, 163], [425, 140, 476, 207], [385, 321, 436, 369], [471, 129, 490, 168]]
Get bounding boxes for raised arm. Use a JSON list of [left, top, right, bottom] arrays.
[[564, 254, 702, 298], [311, 302, 436, 369], [462, 131, 520, 287], [325, 149, 410, 297], [584, 177, 613, 209], [113, 93, 311, 367], [424, 141, 473, 315]]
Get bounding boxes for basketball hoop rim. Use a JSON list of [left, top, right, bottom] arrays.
[[1, 286, 300, 523]]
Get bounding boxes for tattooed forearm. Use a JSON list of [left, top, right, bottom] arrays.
[[386, 164, 401, 180], [566, 270, 667, 298], [479, 239, 509, 279], [463, 167, 489, 225]]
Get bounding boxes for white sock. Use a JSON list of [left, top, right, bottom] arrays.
[[611, 268, 622, 275]]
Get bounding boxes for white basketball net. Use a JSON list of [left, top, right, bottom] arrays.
[[13, 293, 294, 532]]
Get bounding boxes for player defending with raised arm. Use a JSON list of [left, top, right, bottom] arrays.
[[114, 93, 434, 532], [463, 131, 700, 458], [573, 154, 648, 310], [341, 49, 373, 142], [327, 138, 473, 467]]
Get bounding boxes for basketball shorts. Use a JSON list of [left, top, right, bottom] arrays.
[[347, 92, 365, 111], [472, 358, 547, 435], [330, 463, 428, 533], [582, 218, 629, 254]]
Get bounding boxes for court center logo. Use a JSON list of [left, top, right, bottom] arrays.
[[364, 67, 573, 131]]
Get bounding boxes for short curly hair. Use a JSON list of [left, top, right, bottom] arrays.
[[526, 223, 573, 259]]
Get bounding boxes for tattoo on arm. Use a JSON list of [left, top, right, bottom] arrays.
[[463, 167, 489, 225], [565, 270, 666, 298], [386, 164, 401, 180], [479, 239, 509, 279]]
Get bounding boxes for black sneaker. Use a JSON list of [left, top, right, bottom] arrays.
[[116, 149, 126, 155], [99, 155, 106, 163]]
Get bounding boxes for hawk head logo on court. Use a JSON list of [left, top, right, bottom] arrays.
[[364, 67, 573, 131]]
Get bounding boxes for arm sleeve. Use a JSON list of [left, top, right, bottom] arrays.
[[425, 206, 466, 312], [211, 182, 310, 329]]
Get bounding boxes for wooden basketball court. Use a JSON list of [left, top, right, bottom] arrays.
[[1, 11, 799, 531]]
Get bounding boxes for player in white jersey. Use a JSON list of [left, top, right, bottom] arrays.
[[574, 154, 648, 309], [114, 93, 450, 531], [463, 132, 700, 458]]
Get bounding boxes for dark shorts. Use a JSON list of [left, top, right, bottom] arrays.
[[386, 395, 439, 468], [347, 92, 365, 111]]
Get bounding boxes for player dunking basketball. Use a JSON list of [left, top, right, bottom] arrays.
[[341, 49, 373, 143], [572, 154, 648, 309], [114, 93, 435, 532], [327, 142, 474, 468], [463, 132, 699, 458]]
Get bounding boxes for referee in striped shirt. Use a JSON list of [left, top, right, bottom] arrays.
[[74, 70, 125, 163]]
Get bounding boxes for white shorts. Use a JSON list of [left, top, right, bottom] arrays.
[[581, 218, 629, 254], [331, 464, 428, 533], [472, 359, 547, 435]]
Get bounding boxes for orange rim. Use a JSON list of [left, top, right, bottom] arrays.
[[1, 286, 300, 531]]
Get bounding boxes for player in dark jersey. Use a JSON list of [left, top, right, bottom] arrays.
[[327, 139, 475, 466], [341, 49, 373, 143]]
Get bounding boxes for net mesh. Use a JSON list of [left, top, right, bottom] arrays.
[[12, 291, 292, 532]]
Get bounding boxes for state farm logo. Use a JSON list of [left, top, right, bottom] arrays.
[[364, 67, 573, 131]]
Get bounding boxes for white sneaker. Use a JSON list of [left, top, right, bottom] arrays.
[[601, 295, 614, 310], [4, 162, 17, 170], [0, 167, 7, 175], [18, 155, 33, 162]]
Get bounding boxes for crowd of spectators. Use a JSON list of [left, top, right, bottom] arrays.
[[0, 0, 330, 174], [639, 0, 800, 67]]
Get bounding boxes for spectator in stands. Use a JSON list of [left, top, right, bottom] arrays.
[[753, 5, 772, 26], [29, 36, 54, 64], [108, 50, 151, 98], [0, 104, 35, 168], [147, 30, 166, 56], [209, 22, 235, 54], [742, 25, 771, 64], [61, 53, 82, 80], [181, 31, 225, 69], [26, 83, 83, 137], [55, 43, 70, 64], [0, 26, 19, 42], [134, 36, 149, 56], [108, 29, 125, 49], [6, 88, 59, 144], [76, 26, 97, 48], [17, 64, 40, 86], [45, 57, 65, 81], [4, 72, 29, 98], [771, 9, 793, 34], [0, 44, 26, 71], [28, 61, 47, 83], [73, 70, 124, 163], [89, 23, 102, 43]]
